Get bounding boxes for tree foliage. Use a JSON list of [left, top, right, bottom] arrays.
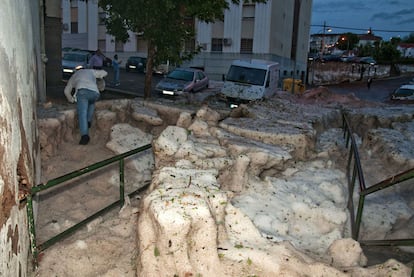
[[356, 41, 401, 62], [99, 0, 267, 98], [375, 41, 401, 61], [402, 33, 414, 43], [336, 32, 359, 51]]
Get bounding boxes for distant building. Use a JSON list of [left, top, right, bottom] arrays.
[[397, 43, 414, 58], [309, 29, 383, 56], [309, 33, 341, 54], [61, 0, 312, 81], [357, 32, 382, 46]]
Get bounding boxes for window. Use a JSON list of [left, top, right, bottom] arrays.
[[136, 37, 147, 53], [211, 38, 223, 52], [70, 6, 78, 33], [226, 65, 266, 86], [241, 4, 254, 50], [240, 39, 253, 53], [98, 12, 106, 25], [196, 72, 206, 81], [242, 4, 255, 19], [70, 22, 78, 34]]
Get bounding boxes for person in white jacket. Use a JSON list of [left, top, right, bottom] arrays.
[[64, 69, 108, 145]]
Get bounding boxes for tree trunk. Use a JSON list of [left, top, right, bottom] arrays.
[[144, 42, 156, 99]]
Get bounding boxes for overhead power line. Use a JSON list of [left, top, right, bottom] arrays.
[[311, 24, 414, 34]]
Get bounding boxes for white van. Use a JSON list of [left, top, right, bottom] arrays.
[[221, 59, 279, 102]]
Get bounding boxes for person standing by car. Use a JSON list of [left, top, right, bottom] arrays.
[[112, 54, 122, 86], [64, 69, 108, 145], [89, 49, 104, 69]]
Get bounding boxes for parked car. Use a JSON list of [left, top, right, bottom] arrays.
[[341, 55, 359, 63], [62, 51, 91, 77], [62, 47, 81, 54], [125, 56, 147, 72], [390, 84, 414, 100], [321, 54, 342, 62], [359, 57, 376, 65], [155, 67, 209, 96], [62, 48, 111, 67]]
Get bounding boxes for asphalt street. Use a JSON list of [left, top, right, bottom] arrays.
[[46, 67, 413, 104], [322, 75, 413, 103], [104, 67, 413, 103]]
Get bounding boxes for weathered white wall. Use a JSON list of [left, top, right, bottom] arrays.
[[0, 1, 42, 275]]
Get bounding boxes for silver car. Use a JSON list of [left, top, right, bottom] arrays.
[[62, 51, 91, 77], [155, 68, 209, 96], [390, 84, 414, 100]]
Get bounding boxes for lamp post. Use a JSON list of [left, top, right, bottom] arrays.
[[341, 36, 350, 54]]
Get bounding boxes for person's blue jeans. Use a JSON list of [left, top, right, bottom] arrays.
[[76, 88, 100, 136], [114, 68, 120, 84]]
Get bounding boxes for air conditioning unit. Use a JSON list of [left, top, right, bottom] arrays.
[[62, 23, 69, 31], [223, 38, 232, 46]]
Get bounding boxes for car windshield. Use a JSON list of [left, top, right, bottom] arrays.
[[63, 53, 87, 62], [226, 65, 267, 86], [395, 88, 414, 96], [130, 57, 144, 62], [167, 70, 194, 81]]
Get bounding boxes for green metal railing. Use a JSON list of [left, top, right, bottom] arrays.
[[342, 112, 414, 247], [26, 143, 152, 266]]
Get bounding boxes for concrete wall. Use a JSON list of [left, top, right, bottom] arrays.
[[0, 1, 42, 275], [309, 62, 391, 86]]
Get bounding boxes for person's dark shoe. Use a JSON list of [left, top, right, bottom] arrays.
[[79, 135, 90, 145], [88, 122, 91, 128]]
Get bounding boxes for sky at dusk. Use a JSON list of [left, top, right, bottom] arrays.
[[311, 0, 414, 40]]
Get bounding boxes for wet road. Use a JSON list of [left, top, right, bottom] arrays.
[[322, 75, 413, 103], [100, 68, 164, 99], [105, 68, 413, 103], [48, 67, 413, 104]]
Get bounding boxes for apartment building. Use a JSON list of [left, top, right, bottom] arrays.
[[61, 0, 312, 81]]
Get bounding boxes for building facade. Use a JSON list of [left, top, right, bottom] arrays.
[[62, 0, 312, 81], [397, 43, 414, 58]]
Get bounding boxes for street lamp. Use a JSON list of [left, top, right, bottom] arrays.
[[341, 36, 350, 53]]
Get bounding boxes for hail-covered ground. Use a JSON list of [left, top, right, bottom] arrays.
[[34, 86, 413, 276]]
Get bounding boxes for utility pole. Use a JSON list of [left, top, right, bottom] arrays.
[[321, 21, 326, 59], [320, 21, 331, 59]]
